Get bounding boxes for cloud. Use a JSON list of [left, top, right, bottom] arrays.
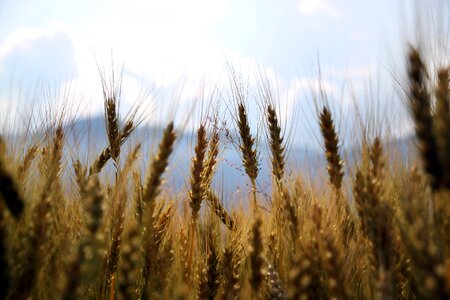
[[298, 0, 342, 20], [0, 23, 78, 90]]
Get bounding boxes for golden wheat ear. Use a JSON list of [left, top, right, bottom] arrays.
[[205, 189, 235, 230], [222, 230, 243, 300], [0, 157, 24, 219], [117, 219, 140, 300], [434, 68, 450, 188], [353, 138, 399, 297], [0, 202, 9, 300], [139, 202, 175, 298], [104, 96, 120, 163], [196, 233, 221, 300], [319, 106, 344, 192], [202, 129, 220, 192], [0, 137, 24, 219], [267, 105, 285, 183], [249, 217, 265, 297], [136, 122, 176, 297], [236, 103, 259, 211], [189, 125, 208, 222], [142, 121, 177, 207], [17, 144, 38, 184], [407, 47, 444, 190], [62, 175, 104, 300], [265, 263, 286, 299]]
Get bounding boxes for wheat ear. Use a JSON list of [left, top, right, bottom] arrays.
[[237, 103, 259, 211], [434, 68, 450, 188], [202, 129, 220, 190], [189, 125, 208, 222], [249, 217, 265, 296], [205, 189, 235, 230], [407, 47, 444, 190], [103, 144, 140, 297], [104, 97, 120, 163], [267, 105, 285, 183], [0, 155, 24, 219], [62, 175, 104, 300], [0, 201, 9, 299], [196, 233, 221, 300], [17, 144, 38, 184], [142, 122, 176, 208], [222, 230, 242, 300], [319, 106, 344, 192]]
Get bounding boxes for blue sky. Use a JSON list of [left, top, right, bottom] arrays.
[[0, 0, 448, 147]]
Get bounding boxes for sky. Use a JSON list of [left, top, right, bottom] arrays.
[[0, 0, 448, 148]]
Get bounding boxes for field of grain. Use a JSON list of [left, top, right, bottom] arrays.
[[0, 46, 449, 300]]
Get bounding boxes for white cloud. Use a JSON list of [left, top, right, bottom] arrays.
[[290, 77, 339, 98], [0, 23, 80, 117], [298, 0, 342, 20]]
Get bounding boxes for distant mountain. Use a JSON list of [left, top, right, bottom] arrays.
[[8, 115, 417, 202], [61, 116, 322, 197]]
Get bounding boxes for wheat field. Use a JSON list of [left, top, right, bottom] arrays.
[[0, 46, 449, 300]]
